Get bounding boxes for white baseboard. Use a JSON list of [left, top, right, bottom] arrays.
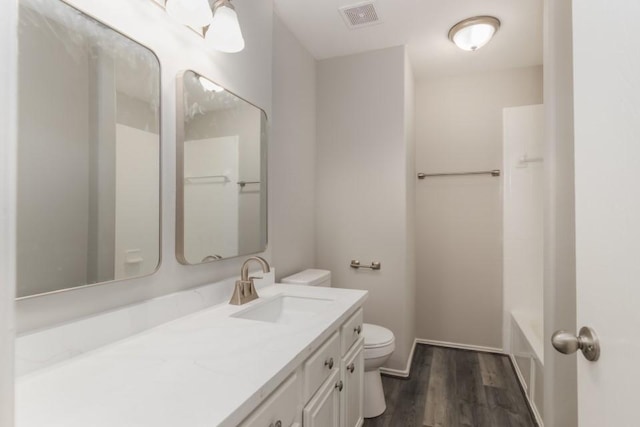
[[415, 338, 504, 354], [509, 354, 544, 427], [379, 338, 417, 378]]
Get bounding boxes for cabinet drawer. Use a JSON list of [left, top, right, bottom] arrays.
[[240, 372, 301, 427], [341, 309, 363, 356], [304, 332, 340, 402]]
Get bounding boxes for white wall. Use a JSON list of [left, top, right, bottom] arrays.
[[316, 46, 415, 371], [270, 15, 317, 279], [415, 66, 543, 349], [503, 104, 544, 352], [0, 0, 17, 424], [543, 0, 577, 425], [403, 50, 417, 366], [15, 0, 274, 333]]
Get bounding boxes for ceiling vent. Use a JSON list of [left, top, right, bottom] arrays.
[[339, 1, 382, 29]]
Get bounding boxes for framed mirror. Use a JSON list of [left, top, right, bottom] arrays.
[[176, 71, 267, 265], [16, 0, 161, 298]]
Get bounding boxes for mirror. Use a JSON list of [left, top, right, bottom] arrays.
[[16, 0, 161, 298], [176, 71, 267, 265]]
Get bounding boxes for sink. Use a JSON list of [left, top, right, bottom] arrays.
[[231, 295, 334, 324]]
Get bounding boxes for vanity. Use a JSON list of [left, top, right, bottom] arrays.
[[16, 283, 367, 426], [14, 1, 365, 426]]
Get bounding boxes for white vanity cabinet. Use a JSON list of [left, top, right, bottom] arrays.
[[240, 308, 365, 427]]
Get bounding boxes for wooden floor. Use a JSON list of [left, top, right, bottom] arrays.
[[363, 344, 537, 427]]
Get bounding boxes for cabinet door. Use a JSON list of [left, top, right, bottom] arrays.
[[303, 370, 341, 427], [240, 372, 301, 427], [341, 340, 364, 427]]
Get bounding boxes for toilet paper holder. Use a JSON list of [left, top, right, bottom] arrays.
[[350, 260, 381, 270]]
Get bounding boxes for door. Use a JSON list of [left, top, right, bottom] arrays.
[[549, 0, 640, 426], [572, 0, 640, 425], [341, 342, 364, 427], [304, 370, 341, 427]]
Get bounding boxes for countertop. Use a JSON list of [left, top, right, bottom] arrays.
[[16, 284, 368, 427]]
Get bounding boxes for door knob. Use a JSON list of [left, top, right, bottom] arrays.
[[551, 326, 600, 361]]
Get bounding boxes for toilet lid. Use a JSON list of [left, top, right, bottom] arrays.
[[363, 323, 394, 348]]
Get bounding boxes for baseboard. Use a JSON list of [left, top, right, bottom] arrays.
[[509, 355, 544, 427], [379, 338, 418, 378], [415, 338, 504, 354]]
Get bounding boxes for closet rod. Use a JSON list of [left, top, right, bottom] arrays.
[[417, 169, 501, 179]]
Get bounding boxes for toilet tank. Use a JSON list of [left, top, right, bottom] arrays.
[[281, 269, 331, 287]]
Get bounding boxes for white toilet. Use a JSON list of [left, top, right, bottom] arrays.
[[281, 269, 396, 418]]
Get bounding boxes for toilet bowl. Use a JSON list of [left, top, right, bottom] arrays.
[[362, 323, 395, 418], [281, 269, 396, 419]]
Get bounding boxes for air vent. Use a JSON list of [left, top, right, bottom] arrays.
[[339, 1, 382, 29]]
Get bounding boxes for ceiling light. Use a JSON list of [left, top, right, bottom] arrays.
[[448, 16, 500, 52], [198, 76, 225, 92], [165, 0, 213, 28], [205, 0, 245, 53]]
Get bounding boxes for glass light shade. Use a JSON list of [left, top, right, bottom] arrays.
[[205, 3, 245, 53], [166, 0, 213, 28], [449, 16, 500, 52]]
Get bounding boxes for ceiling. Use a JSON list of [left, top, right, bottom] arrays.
[[273, 0, 543, 79]]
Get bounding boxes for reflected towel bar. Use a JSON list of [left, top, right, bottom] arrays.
[[417, 169, 501, 179], [237, 181, 261, 188], [185, 175, 230, 183]]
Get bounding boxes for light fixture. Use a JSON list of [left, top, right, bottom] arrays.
[[165, 0, 213, 29], [448, 16, 500, 52], [198, 76, 225, 92], [205, 0, 245, 53]]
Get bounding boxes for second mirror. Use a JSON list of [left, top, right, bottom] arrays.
[[176, 71, 267, 265]]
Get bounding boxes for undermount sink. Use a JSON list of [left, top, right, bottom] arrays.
[[231, 295, 334, 324]]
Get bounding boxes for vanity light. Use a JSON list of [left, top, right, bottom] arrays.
[[165, 0, 213, 29], [198, 76, 225, 92], [448, 16, 500, 52], [205, 0, 245, 53]]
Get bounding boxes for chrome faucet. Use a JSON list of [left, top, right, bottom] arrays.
[[229, 256, 271, 305]]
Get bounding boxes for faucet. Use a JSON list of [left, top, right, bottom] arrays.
[[229, 256, 271, 305]]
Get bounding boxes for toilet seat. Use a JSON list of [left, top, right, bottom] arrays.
[[363, 323, 395, 359]]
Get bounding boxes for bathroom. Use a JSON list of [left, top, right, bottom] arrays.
[[0, 0, 639, 426]]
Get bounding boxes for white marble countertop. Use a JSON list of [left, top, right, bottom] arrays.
[[16, 284, 367, 427]]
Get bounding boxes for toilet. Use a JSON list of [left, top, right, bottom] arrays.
[[281, 269, 396, 418]]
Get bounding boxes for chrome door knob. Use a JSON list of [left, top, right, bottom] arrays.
[[551, 326, 600, 361]]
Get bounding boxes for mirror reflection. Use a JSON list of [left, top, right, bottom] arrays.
[[177, 71, 267, 265], [17, 0, 161, 298]]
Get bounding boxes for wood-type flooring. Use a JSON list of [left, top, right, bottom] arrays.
[[363, 344, 537, 427]]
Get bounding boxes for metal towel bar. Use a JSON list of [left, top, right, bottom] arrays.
[[417, 169, 500, 179], [350, 260, 381, 270]]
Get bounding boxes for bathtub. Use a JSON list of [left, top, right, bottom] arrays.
[[510, 311, 544, 425]]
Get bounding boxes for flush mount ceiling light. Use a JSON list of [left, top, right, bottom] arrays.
[[205, 0, 245, 53], [448, 16, 500, 52], [165, 0, 213, 28]]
